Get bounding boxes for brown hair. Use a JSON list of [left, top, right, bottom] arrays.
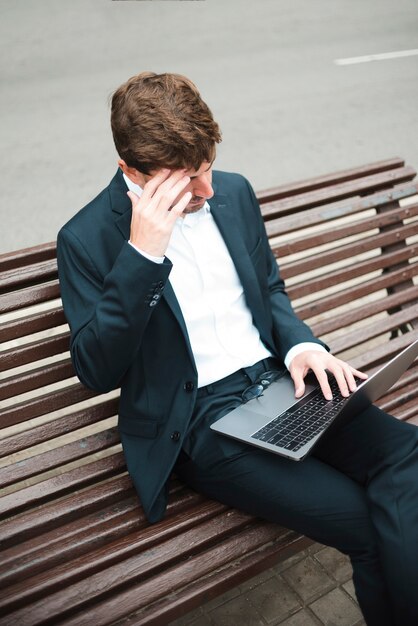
[[111, 72, 222, 174]]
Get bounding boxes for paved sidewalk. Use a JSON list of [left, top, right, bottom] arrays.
[[169, 543, 366, 626]]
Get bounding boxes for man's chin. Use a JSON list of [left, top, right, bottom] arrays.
[[182, 202, 206, 215]]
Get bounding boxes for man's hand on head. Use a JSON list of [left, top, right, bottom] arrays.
[[289, 350, 368, 401], [127, 169, 192, 258]]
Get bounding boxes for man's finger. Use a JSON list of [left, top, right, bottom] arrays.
[[290, 366, 306, 398], [168, 191, 192, 220], [127, 190, 140, 208], [141, 168, 172, 201], [311, 366, 333, 401]]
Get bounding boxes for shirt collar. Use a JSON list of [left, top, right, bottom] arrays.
[[122, 172, 211, 227]]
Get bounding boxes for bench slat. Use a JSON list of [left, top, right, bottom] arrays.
[[0, 359, 75, 401], [0, 398, 119, 458], [111, 534, 312, 626], [311, 285, 418, 336], [281, 223, 418, 280], [272, 202, 418, 258], [0, 492, 212, 588], [0, 452, 126, 520], [0, 330, 70, 371], [0, 281, 61, 314], [0, 382, 97, 429], [0, 242, 56, 273], [256, 157, 407, 203], [0, 307, 66, 342], [0, 500, 234, 614], [261, 166, 416, 221], [265, 182, 418, 236], [0, 516, 281, 626], [288, 247, 417, 300], [0, 428, 121, 487], [0, 259, 58, 293], [0, 474, 134, 548], [296, 262, 418, 319], [329, 307, 417, 354], [348, 329, 418, 370]]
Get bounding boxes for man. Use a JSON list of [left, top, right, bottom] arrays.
[[57, 72, 418, 625]]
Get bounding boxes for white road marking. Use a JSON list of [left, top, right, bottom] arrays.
[[335, 49, 418, 65]]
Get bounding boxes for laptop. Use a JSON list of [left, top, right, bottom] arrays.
[[211, 339, 418, 461]]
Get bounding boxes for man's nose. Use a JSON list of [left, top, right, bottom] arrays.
[[193, 177, 214, 199]]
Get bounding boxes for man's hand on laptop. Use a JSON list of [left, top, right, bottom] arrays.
[[289, 351, 368, 401]]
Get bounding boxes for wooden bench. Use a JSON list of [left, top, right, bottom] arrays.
[[1, 157, 417, 626]]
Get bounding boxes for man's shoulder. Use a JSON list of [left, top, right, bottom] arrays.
[[212, 169, 250, 193], [58, 170, 127, 239]]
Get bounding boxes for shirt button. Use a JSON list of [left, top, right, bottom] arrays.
[[171, 431, 181, 442], [184, 381, 194, 392]]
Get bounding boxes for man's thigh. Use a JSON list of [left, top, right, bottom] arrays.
[[312, 404, 418, 485], [177, 424, 377, 556]]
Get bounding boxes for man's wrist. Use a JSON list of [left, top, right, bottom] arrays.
[[128, 240, 165, 264], [284, 343, 327, 370]]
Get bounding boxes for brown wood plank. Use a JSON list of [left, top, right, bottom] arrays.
[[0, 398, 119, 458], [311, 285, 418, 337], [0, 307, 67, 342], [0, 259, 58, 294], [0, 242, 56, 273], [0, 428, 121, 487], [281, 223, 418, 280], [260, 166, 416, 221], [379, 376, 418, 415], [272, 202, 418, 258], [329, 307, 417, 354], [0, 474, 134, 548], [0, 452, 126, 520], [0, 330, 70, 371], [256, 158, 407, 203], [348, 330, 418, 370], [0, 515, 280, 625], [287, 246, 417, 300], [265, 182, 418, 237], [296, 263, 418, 319], [0, 281, 61, 314], [0, 500, 228, 612], [0, 490, 208, 588], [0, 382, 98, 429], [113, 535, 313, 626], [0, 359, 75, 401]]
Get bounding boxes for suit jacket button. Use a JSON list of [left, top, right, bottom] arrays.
[[171, 431, 181, 442], [184, 381, 194, 392], [157, 281, 164, 289], [149, 300, 158, 307]]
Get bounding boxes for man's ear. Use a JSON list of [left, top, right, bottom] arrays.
[[118, 159, 146, 187]]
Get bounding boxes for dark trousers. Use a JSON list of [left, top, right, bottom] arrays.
[[175, 359, 418, 626]]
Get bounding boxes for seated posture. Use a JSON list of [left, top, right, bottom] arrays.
[[57, 72, 418, 626]]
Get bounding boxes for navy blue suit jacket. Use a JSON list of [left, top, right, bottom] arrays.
[[57, 169, 326, 521]]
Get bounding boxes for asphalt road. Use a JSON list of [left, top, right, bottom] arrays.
[[1, 0, 417, 253]]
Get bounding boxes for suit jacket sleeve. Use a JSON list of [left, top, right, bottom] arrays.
[[57, 228, 172, 393], [242, 177, 329, 360]]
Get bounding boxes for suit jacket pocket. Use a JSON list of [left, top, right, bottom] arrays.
[[118, 415, 159, 438]]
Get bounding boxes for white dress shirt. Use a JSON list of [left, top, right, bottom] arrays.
[[123, 174, 326, 386]]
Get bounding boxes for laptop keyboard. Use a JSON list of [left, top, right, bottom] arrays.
[[251, 378, 349, 452]]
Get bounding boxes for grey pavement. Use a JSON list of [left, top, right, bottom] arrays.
[[1, 0, 418, 253]]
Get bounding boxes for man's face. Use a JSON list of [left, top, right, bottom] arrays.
[[176, 161, 214, 214]]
